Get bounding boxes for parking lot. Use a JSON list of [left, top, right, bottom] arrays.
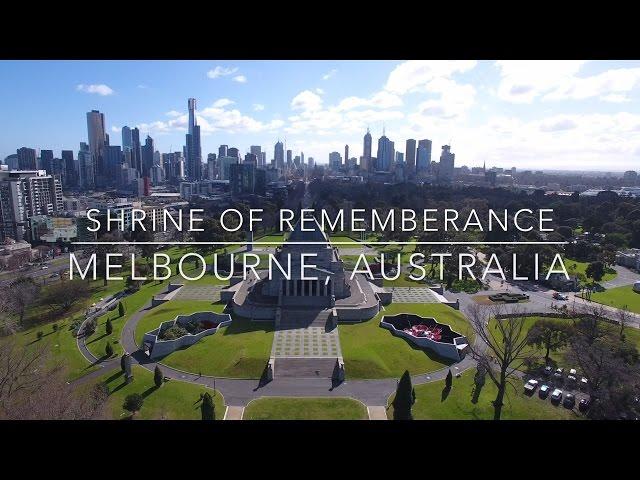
[[522, 365, 590, 414]]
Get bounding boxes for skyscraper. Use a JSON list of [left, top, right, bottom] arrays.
[[130, 127, 142, 174], [329, 152, 342, 170], [344, 145, 349, 166], [363, 128, 372, 171], [122, 126, 133, 151], [376, 132, 395, 172], [274, 141, 284, 169], [16, 147, 37, 170], [142, 135, 154, 177], [105, 145, 123, 183], [61, 150, 76, 188], [78, 142, 93, 189], [405, 139, 417, 173], [185, 98, 202, 180], [438, 145, 455, 182], [86, 110, 107, 187], [260, 152, 267, 167], [250, 145, 262, 161], [416, 139, 432, 174], [286, 149, 293, 168], [39, 149, 54, 174], [228, 147, 240, 159], [219, 145, 228, 158]]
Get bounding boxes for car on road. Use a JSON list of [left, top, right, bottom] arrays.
[[553, 292, 569, 301], [524, 379, 539, 393], [579, 397, 591, 412], [563, 393, 576, 408], [41, 265, 49, 270], [551, 388, 563, 402], [539, 384, 551, 398]]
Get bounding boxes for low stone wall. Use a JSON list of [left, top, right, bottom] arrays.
[[380, 314, 468, 361], [335, 302, 380, 322], [143, 311, 232, 360], [496, 310, 620, 326]]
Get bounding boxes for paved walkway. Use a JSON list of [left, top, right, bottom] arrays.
[[367, 406, 388, 420], [388, 287, 440, 303], [224, 406, 244, 420], [173, 284, 222, 302]]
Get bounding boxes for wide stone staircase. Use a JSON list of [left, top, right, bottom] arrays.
[[271, 308, 343, 379]]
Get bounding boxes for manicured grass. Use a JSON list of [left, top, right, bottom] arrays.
[[97, 366, 225, 420], [138, 308, 274, 379], [588, 285, 640, 314], [564, 258, 617, 282], [341, 254, 378, 269], [86, 280, 170, 359], [387, 370, 579, 420], [244, 397, 367, 420], [339, 303, 473, 379], [134, 300, 225, 344], [7, 313, 100, 381]]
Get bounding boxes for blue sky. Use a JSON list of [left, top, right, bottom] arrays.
[[1, 60, 640, 170]]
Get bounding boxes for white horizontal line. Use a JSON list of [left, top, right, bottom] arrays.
[[71, 241, 567, 245]]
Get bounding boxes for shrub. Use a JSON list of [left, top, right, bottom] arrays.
[[37, 331, 44, 340], [118, 302, 125, 317], [105, 341, 114, 357], [392, 370, 414, 420], [154, 365, 163, 388], [105, 318, 113, 335], [52, 323, 58, 332], [201, 392, 215, 420], [123, 393, 144, 414]]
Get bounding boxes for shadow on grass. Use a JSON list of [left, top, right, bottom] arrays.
[[223, 315, 274, 336], [86, 332, 110, 345]]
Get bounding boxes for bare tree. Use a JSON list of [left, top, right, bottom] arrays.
[[465, 303, 537, 420], [615, 305, 631, 340], [0, 337, 107, 419]]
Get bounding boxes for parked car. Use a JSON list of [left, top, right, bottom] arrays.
[[563, 393, 576, 408], [41, 265, 49, 270], [539, 384, 551, 398], [553, 292, 569, 301], [579, 397, 591, 412], [553, 368, 564, 380], [524, 379, 539, 393], [580, 377, 588, 390], [551, 388, 563, 402], [544, 366, 553, 376]]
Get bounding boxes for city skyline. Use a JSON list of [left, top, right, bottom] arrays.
[[2, 60, 640, 171]]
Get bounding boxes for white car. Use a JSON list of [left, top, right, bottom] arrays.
[[524, 379, 539, 392], [551, 388, 563, 402], [569, 368, 577, 376]]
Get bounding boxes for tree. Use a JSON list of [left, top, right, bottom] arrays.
[[118, 302, 125, 317], [466, 304, 537, 420], [445, 369, 453, 389], [120, 354, 127, 373], [41, 279, 90, 313], [201, 392, 215, 420], [7, 277, 40, 325], [105, 318, 113, 335], [154, 365, 163, 388], [585, 261, 605, 283], [527, 319, 571, 363], [105, 342, 113, 358], [392, 370, 414, 420], [123, 393, 144, 416]]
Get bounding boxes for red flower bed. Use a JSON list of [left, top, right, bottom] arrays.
[[404, 324, 442, 341]]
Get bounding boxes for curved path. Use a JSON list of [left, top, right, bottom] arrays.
[[75, 298, 477, 408]]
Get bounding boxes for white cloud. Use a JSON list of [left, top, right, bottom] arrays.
[[165, 110, 182, 117], [232, 75, 247, 83], [322, 69, 337, 80], [253, 103, 265, 111], [495, 61, 640, 104], [212, 98, 235, 108], [291, 90, 323, 112], [207, 66, 239, 79], [137, 84, 148, 89], [76, 83, 114, 96], [315, 88, 325, 95], [110, 126, 120, 133], [385, 61, 477, 95]]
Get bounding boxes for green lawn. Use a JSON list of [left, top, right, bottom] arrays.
[[134, 300, 225, 344], [564, 258, 617, 282], [136, 304, 274, 378], [341, 254, 378, 269], [339, 303, 473, 379], [588, 285, 640, 314], [97, 365, 225, 420], [254, 233, 286, 246], [382, 274, 426, 287], [387, 370, 579, 420], [86, 280, 170, 359], [244, 397, 367, 420], [329, 235, 362, 246]]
